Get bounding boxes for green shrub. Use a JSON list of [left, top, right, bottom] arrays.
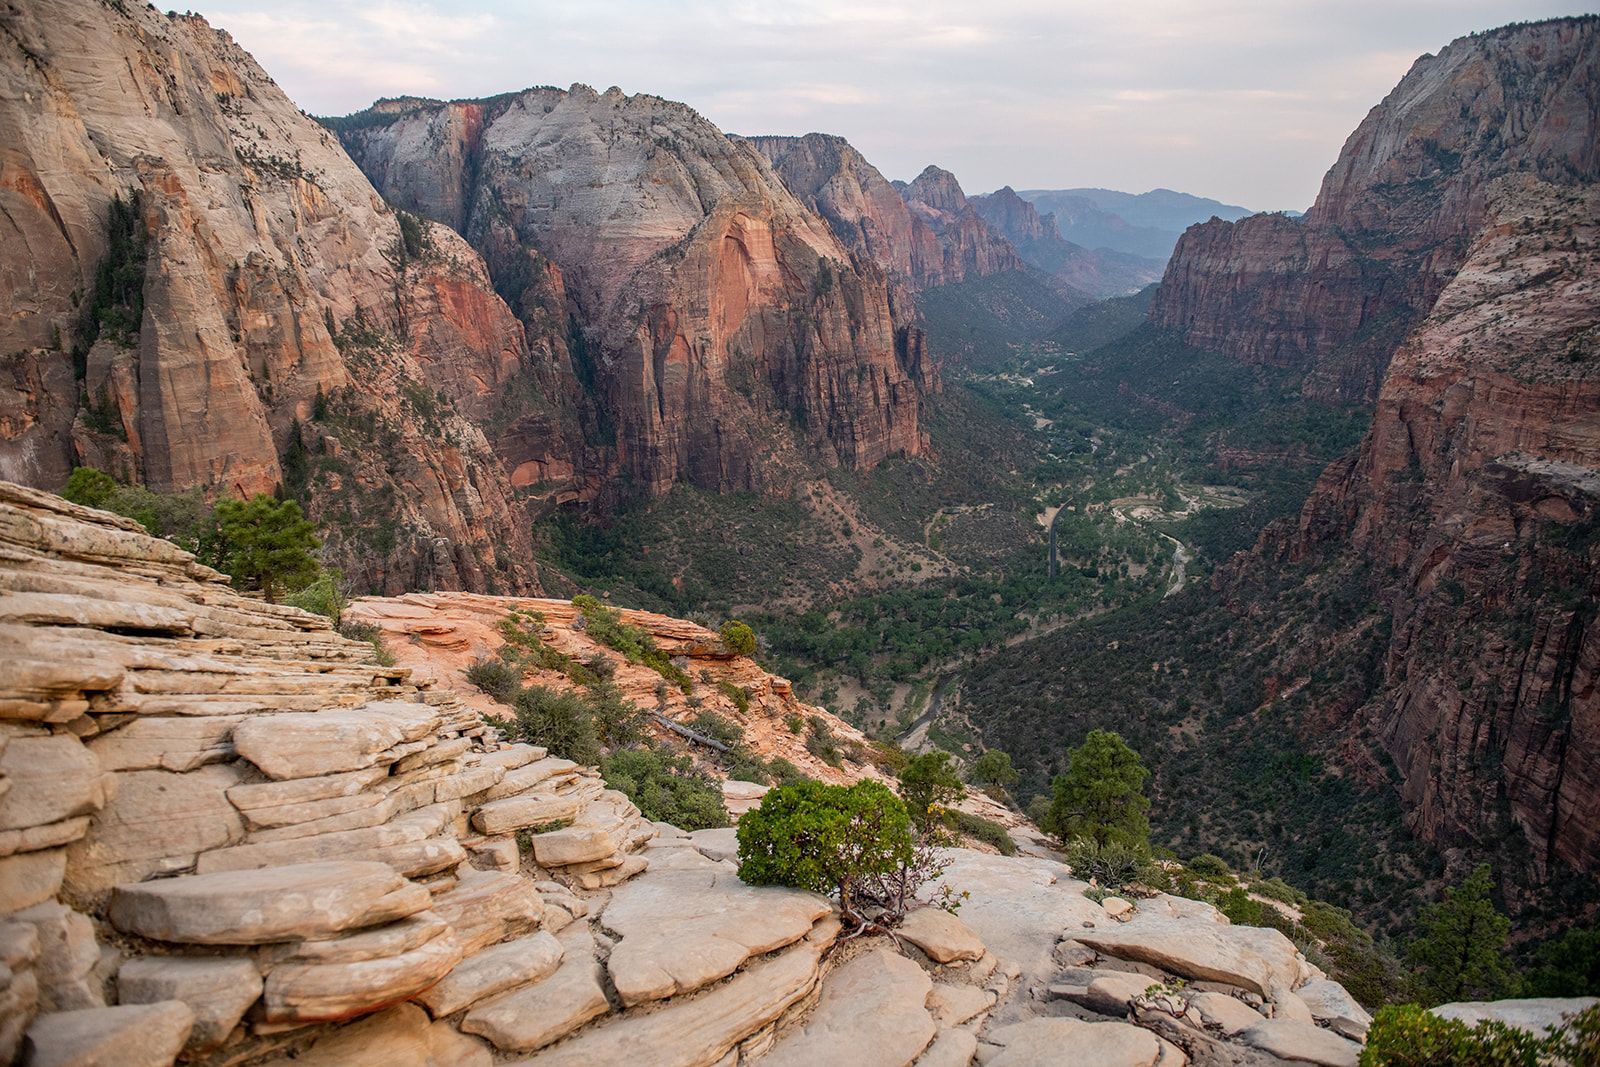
[[1360, 1003, 1548, 1066], [689, 710, 744, 747], [1046, 729, 1150, 849], [955, 811, 1016, 856], [1064, 837, 1153, 889], [602, 746, 727, 831], [1525, 927, 1600, 997], [573, 594, 692, 692], [805, 716, 843, 767], [206, 494, 321, 602], [719, 619, 757, 656], [968, 748, 1019, 789], [337, 619, 396, 667], [737, 780, 913, 924], [1405, 864, 1519, 1006], [1186, 853, 1234, 881], [766, 758, 807, 786], [898, 751, 965, 832], [785, 713, 805, 734], [491, 685, 602, 766], [465, 658, 521, 704], [62, 467, 117, 509], [717, 681, 751, 715], [284, 569, 345, 623]]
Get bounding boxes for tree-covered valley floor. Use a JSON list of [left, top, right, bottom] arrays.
[[533, 280, 1597, 995]]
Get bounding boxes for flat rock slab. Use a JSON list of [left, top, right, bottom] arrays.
[[917, 1028, 980, 1067], [1074, 916, 1309, 998], [262, 933, 463, 1023], [760, 949, 935, 1067], [987, 1017, 1163, 1067], [24, 1001, 194, 1067], [530, 826, 614, 867], [462, 925, 608, 1053], [108, 861, 428, 944], [1240, 1019, 1361, 1067], [417, 930, 563, 1017], [1188, 990, 1266, 1035], [232, 702, 439, 780], [1296, 978, 1372, 1038], [1075, 970, 1154, 1016], [431, 870, 545, 955], [116, 956, 261, 1050], [897, 907, 985, 963], [1432, 997, 1599, 1036], [687, 826, 739, 863], [514, 927, 833, 1067], [473, 795, 581, 835], [601, 863, 830, 1006], [928, 982, 994, 1026]]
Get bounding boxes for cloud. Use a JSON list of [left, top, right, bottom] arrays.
[[194, 0, 1589, 209]]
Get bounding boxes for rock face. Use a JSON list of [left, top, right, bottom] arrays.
[[897, 166, 1026, 284], [1151, 18, 1600, 400], [0, 0, 559, 594], [336, 90, 927, 498], [1250, 177, 1600, 882]]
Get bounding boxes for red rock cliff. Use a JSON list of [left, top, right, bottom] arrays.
[[1152, 18, 1600, 400], [339, 90, 928, 497], [0, 0, 577, 594]]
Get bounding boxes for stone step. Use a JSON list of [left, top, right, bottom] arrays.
[[461, 924, 609, 1053], [22, 1002, 194, 1067], [758, 949, 935, 1067], [416, 930, 563, 1017]]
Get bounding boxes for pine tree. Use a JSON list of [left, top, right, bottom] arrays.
[[1046, 729, 1150, 849], [969, 749, 1020, 790], [1406, 864, 1520, 1005], [206, 494, 320, 603], [897, 751, 965, 832]]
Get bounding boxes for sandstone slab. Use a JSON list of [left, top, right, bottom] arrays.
[[1074, 916, 1309, 997], [0, 734, 105, 831], [262, 933, 463, 1023], [897, 907, 985, 964], [915, 1028, 979, 1067], [987, 1017, 1163, 1067], [1240, 1019, 1361, 1066], [23, 1001, 194, 1067], [760, 949, 935, 1067], [1432, 997, 1599, 1035], [416, 930, 562, 1017], [462, 924, 609, 1052], [601, 863, 830, 1006], [232, 703, 439, 780], [116, 956, 261, 1050], [472, 794, 580, 835], [1188, 990, 1265, 1035], [1295, 979, 1371, 1038], [431, 869, 545, 955], [513, 925, 833, 1067], [927, 982, 994, 1027], [530, 825, 614, 867], [108, 861, 428, 944]]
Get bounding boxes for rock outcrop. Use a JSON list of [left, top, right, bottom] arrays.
[[0, 0, 574, 593], [336, 90, 928, 498], [1151, 17, 1600, 399], [1257, 177, 1600, 880], [897, 166, 1027, 285]]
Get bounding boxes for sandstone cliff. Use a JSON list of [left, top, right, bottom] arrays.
[[897, 166, 1028, 285], [0, 479, 1396, 1067], [0, 0, 582, 593], [1250, 178, 1600, 885], [337, 91, 927, 497], [1151, 17, 1600, 399]]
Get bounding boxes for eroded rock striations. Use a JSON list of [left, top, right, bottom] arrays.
[[337, 90, 927, 497], [1253, 178, 1600, 881], [1151, 18, 1600, 399], [0, 0, 579, 593]]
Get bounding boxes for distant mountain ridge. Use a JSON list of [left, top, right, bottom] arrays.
[[1015, 187, 1255, 262]]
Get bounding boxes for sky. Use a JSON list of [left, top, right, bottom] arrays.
[[197, 1, 1587, 211]]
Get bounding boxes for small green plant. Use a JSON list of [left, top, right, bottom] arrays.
[[1358, 1002, 1588, 1066], [737, 779, 914, 927], [62, 467, 117, 509], [897, 751, 965, 833], [805, 715, 844, 766], [785, 713, 805, 734], [337, 619, 396, 667], [717, 681, 751, 715], [602, 746, 728, 831], [955, 810, 1016, 856], [465, 658, 522, 703], [1064, 837, 1153, 889], [689, 710, 744, 747], [284, 569, 345, 623], [489, 684, 603, 766], [719, 619, 757, 656], [1186, 853, 1235, 881], [573, 594, 692, 692]]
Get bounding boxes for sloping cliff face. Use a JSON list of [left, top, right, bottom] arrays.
[[1152, 18, 1600, 399], [1233, 178, 1600, 886], [0, 0, 571, 593], [338, 91, 926, 497], [898, 166, 1026, 284]]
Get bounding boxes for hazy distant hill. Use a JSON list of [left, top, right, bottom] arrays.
[[1015, 187, 1255, 261]]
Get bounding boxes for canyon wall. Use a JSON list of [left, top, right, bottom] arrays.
[[1151, 18, 1600, 400], [0, 0, 576, 593], [338, 92, 927, 498], [1272, 178, 1600, 882]]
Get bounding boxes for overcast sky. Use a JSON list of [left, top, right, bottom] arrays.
[[199, 1, 1585, 211]]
